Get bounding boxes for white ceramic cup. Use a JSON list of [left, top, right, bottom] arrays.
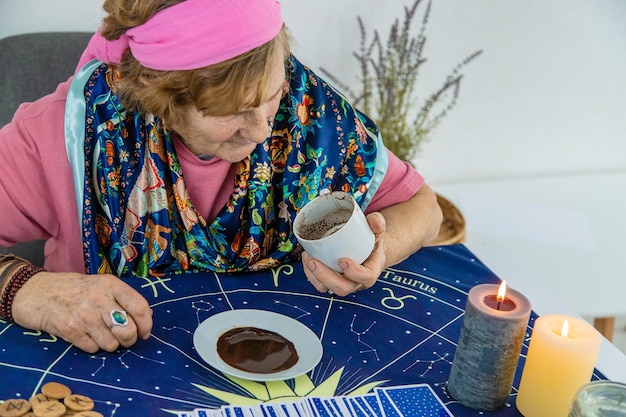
[[293, 190, 376, 272]]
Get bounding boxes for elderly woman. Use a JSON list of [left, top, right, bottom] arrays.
[[0, 0, 442, 353]]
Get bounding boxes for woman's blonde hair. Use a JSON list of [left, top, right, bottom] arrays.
[[100, 0, 292, 125]]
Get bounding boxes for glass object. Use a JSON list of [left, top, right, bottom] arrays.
[[570, 381, 626, 417]]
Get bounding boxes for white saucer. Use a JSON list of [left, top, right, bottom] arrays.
[[193, 309, 323, 381]]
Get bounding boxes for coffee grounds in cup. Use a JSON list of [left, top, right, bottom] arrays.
[[297, 208, 352, 240]]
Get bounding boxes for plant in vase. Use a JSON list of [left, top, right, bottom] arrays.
[[320, 0, 482, 244]]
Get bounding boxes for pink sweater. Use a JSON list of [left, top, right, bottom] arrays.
[[0, 79, 424, 273]]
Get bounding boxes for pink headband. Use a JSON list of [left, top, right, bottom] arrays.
[[77, 0, 283, 71]]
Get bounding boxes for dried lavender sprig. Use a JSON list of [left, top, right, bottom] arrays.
[[319, 0, 482, 161]]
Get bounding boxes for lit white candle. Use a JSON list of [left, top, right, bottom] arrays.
[[516, 314, 601, 417]]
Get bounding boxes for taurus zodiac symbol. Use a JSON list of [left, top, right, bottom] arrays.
[[381, 287, 417, 310]]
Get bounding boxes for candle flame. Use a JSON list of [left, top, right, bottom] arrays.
[[497, 280, 507, 302], [561, 320, 569, 337]]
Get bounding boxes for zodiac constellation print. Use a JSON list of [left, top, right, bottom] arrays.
[[89, 349, 165, 376], [350, 314, 379, 362], [403, 351, 453, 377], [161, 299, 215, 335], [118, 350, 165, 368], [192, 300, 214, 324], [94, 400, 120, 417], [273, 299, 312, 320], [161, 325, 193, 336], [90, 354, 107, 377]]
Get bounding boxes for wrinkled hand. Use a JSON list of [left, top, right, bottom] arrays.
[[11, 271, 153, 353], [302, 212, 386, 296]]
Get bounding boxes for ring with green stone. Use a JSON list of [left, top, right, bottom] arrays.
[[109, 309, 129, 327]]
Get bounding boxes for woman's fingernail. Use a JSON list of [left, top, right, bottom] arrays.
[[308, 261, 317, 272]]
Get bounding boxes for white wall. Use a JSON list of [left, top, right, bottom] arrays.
[[1, 0, 625, 184]]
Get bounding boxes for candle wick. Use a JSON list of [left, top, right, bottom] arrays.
[[496, 300, 502, 310]]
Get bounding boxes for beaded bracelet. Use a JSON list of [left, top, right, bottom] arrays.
[[0, 258, 27, 284], [0, 264, 46, 323], [0, 255, 28, 301]]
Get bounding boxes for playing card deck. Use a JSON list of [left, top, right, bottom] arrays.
[[176, 383, 453, 417]]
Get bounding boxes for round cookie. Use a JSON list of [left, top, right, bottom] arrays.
[[27, 394, 49, 409], [62, 395, 94, 412], [40, 383, 71, 400], [0, 398, 31, 417], [73, 412, 104, 417], [32, 401, 66, 417]]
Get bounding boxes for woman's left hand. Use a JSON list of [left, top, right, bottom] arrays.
[[302, 212, 387, 296]]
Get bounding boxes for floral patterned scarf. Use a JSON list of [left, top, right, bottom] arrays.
[[74, 56, 385, 277]]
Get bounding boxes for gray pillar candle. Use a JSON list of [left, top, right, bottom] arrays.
[[448, 282, 531, 410]]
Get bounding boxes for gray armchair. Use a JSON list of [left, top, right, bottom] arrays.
[[0, 32, 93, 265]]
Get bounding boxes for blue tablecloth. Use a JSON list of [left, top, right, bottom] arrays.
[[0, 244, 605, 416]]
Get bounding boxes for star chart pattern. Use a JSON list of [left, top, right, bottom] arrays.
[[0, 245, 606, 417]]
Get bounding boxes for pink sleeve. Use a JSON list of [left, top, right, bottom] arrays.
[[364, 149, 425, 214], [0, 80, 86, 272], [0, 105, 63, 244]]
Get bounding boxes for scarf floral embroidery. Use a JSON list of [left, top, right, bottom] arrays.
[[81, 56, 380, 277]]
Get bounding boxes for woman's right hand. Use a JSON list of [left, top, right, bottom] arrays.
[[11, 271, 153, 353]]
